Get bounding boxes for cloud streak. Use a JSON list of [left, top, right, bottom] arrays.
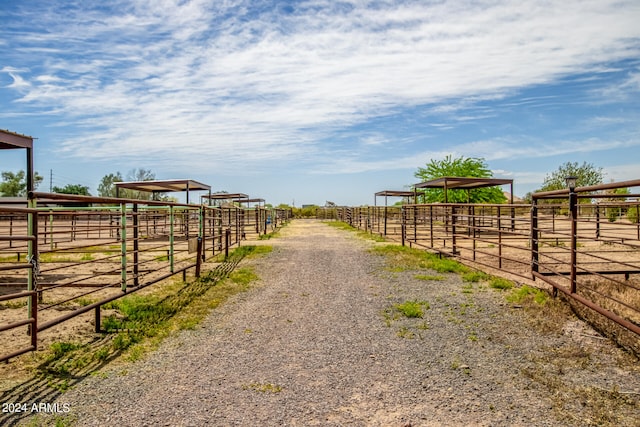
[[2, 0, 640, 180]]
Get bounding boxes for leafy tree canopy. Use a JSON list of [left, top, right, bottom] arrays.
[[97, 169, 156, 200], [0, 170, 43, 197], [414, 155, 506, 203], [97, 172, 123, 198], [52, 184, 91, 196], [535, 161, 604, 193]]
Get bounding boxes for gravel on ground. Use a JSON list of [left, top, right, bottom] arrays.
[[25, 219, 640, 426]]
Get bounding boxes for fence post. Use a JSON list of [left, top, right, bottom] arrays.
[[401, 206, 406, 247], [413, 205, 417, 242], [199, 206, 206, 261], [120, 203, 127, 292], [472, 205, 476, 261], [169, 205, 175, 274], [451, 206, 457, 255], [383, 206, 388, 236], [133, 203, 139, 287], [498, 206, 502, 269], [27, 203, 38, 346], [195, 237, 203, 278], [429, 205, 434, 248], [95, 306, 101, 333], [569, 189, 578, 294]]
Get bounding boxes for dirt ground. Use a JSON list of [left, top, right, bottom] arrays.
[[1, 217, 638, 387], [8, 219, 639, 427]]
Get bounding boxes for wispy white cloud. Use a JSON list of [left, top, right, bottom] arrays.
[[2, 0, 640, 178], [305, 133, 640, 177]]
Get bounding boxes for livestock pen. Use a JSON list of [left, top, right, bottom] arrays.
[[0, 192, 291, 362], [336, 180, 640, 346]]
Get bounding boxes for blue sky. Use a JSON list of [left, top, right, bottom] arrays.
[[1, 0, 639, 206]]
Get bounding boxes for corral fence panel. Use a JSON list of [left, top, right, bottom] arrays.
[[339, 180, 640, 338], [0, 193, 292, 362], [532, 181, 640, 337]]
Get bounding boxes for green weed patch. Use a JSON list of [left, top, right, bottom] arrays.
[[489, 277, 514, 290], [371, 244, 468, 273], [507, 285, 549, 305], [395, 300, 430, 318], [326, 221, 387, 242]]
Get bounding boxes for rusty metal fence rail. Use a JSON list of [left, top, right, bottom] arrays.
[[0, 193, 291, 362], [337, 180, 640, 337], [532, 181, 640, 336], [401, 204, 533, 280], [0, 206, 38, 361]]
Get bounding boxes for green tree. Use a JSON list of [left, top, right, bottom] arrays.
[[602, 184, 630, 222], [535, 161, 603, 193], [52, 184, 91, 196], [293, 205, 318, 218], [0, 170, 43, 196], [414, 155, 506, 203], [97, 169, 156, 200], [126, 168, 156, 200], [97, 172, 123, 198], [127, 168, 155, 182]]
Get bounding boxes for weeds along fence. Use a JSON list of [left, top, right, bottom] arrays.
[[532, 181, 640, 338], [334, 181, 640, 339], [0, 192, 291, 362]]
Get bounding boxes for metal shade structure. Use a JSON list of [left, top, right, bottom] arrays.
[[235, 198, 265, 208], [115, 179, 211, 204], [1, 130, 35, 196], [374, 190, 417, 206], [413, 177, 514, 204], [202, 192, 249, 206]]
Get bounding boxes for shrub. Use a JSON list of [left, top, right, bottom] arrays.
[[627, 206, 639, 224], [489, 277, 514, 290]]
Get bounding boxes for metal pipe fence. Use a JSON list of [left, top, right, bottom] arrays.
[[0, 193, 292, 362], [532, 182, 640, 337], [336, 181, 640, 338]]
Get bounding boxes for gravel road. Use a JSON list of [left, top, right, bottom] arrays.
[[34, 219, 640, 426]]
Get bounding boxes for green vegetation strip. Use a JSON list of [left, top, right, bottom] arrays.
[[28, 245, 271, 394], [370, 244, 468, 274], [325, 221, 387, 242]]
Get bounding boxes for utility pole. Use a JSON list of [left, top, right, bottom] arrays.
[[50, 169, 53, 192]]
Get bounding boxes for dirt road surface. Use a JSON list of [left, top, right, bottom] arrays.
[[9, 219, 640, 426]]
